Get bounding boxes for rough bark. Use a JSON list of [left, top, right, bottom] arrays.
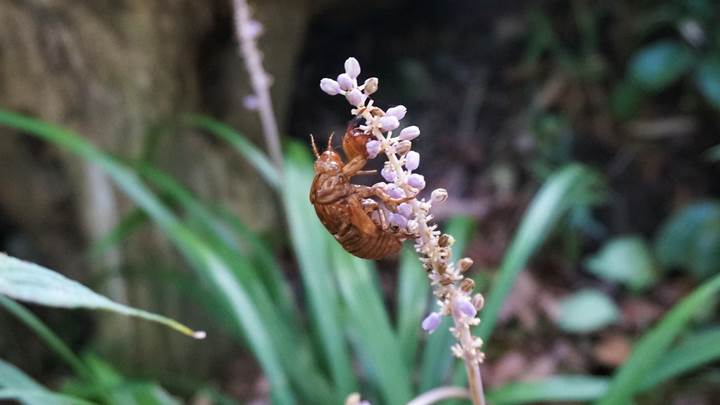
[[0, 0, 310, 379]]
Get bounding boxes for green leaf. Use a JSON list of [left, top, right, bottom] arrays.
[[396, 246, 429, 368], [640, 327, 720, 390], [556, 289, 619, 333], [0, 253, 205, 339], [0, 109, 296, 405], [478, 164, 604, 343], [282, 143, 356, 400], [182, 115, 281, 190], [333, 251, 412, 404], [448, 165, 603, 396], [629, 41, 695, 91], [585, 236, 657, 291], [486, 327, 720, 404], [0, 359, 92, 405], [0, 296, 92, 380], [654, 201, 720, 277], [610, 81, 645, 120], [488, 375, 609, 404], [0, 389, 95, 405], [695, 57, 720, 108], [597, 273, 720, 404]]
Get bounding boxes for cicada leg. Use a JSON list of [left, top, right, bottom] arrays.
[[353, 184, 415, 210]]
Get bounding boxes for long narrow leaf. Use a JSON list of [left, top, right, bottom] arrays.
[[0, 110, 296, 405], [182, 115, 281, 190], [0, 389, 95, 405], [598, 274, 720, 405], [283, 143, 356, 399], [488, 375, 609, 404], [479, 165, 602, 343], [0, 296, 91, 380], [333, 250, 413, 404], [0, 253, 204, 339], [396, 246, 429, 368], [639, 327, 720, 390]]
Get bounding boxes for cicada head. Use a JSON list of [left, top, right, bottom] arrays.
[[311, 133, 343, 174]]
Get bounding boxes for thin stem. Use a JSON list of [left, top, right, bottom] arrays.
[[407, 386, 469, 405], [232, 0, 284, 172], [453, 310, 486, 405]]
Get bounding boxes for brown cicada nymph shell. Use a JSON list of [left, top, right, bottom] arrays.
[[309, 122, 411, 259]]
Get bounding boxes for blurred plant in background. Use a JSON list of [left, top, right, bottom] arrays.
[[1, 0, 720, 404]]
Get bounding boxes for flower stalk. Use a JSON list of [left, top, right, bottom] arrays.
[[232, 0, 284, 172], [321, 58, 486, 405]]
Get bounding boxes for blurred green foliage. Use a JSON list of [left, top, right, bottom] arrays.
[[1, 107, 718, 404]]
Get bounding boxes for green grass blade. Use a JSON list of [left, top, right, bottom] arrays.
[[418, 217, 476, 391], [88, 208, 148, 258], [597, 274, 720, 405], [639, 327, 720, 390], [396, 246, 429, 368], [0, 253, 204, 339], [0, 109, 296, 405], [133, 162, 296, 318], [0, 359, 48, 391], [282, 143, 356, 399], [0, 296, 92, 380], [0, 389, 96, 405], [182, 115, 281, 190], [332, 250, 413, 404], [131, 164, 332, 403], [488, 375, 610, 404], [479, 165, 602, 343]]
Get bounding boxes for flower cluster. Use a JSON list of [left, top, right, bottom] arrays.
[[320, 58, 486, 369]]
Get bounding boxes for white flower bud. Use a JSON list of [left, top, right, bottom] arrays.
[[337, 73, 354, 91], [405, 151, 420, 171], [386, 105, 407, 120], [363, 77, 379, 94], [344, 57, 361, 79], [345, 89, 366, 107], [379, 115, 400, 131], [320, 78, 341, 95], [431, 188, 448, 203], [398, 126, 420, 141], [395, 140, 412, 155]]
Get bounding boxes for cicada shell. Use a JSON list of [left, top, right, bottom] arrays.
[[308, 124, 409, 260]]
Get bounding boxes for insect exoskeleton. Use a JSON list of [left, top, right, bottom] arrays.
[[308, 125, 411, 260]]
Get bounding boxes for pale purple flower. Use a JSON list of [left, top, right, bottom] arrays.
[[379, 115, 400, 131], [385, 183, 406, 198], [405, 151, 420, 171], [242, 94, 259, 110], [407, 173, 425, 189], [242, 19, 263, 39], [345, 89, 366, 107], [389, 212, 408, 228], [422, 312, 442, 333], [366, 140, 381, 159], [397, 202, 413, 218], [344, 57, 361, 79], [320, 78, 341, 95], [456, 299, 477, 318], [386, 105, 407, 120], [381, 166, 396, 182], [337, 73, 354, 91], [398, 126, 420, 141]]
